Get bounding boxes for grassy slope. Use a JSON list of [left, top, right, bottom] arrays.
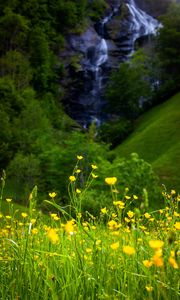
[[113, 93, 180, 191]]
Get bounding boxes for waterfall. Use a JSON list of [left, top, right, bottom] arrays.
[[67, 1, 161, 128], [126, 0, 159, 42]]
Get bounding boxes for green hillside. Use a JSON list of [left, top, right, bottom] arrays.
[[113, 93, 180, 191]]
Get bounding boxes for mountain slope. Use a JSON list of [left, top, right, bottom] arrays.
[[113, 93, 180, 190]]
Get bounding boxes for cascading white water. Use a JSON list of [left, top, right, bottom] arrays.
[[126, 0, 159, 42], [67, 0, 161, 127], [95, 38, 108, 67]]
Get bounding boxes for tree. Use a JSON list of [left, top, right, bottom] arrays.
[[156, 2, 180, 94], [106, 50, 152, 120], [28, 26, 56, 91], [0, 8, 29, 54], [0, 50, 32, 89]]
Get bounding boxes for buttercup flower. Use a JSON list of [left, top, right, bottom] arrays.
[[6, 198, 12, 203], [144, 213, 151, 219], [69, 176, 76, 182], [110, 242, 119, 250], [92, 173, 98, 178], [21, 213, 28, 218], [77, 155, 83, 160], [105, 177, 117, 185], [113, 201, 125, 209], [91, 164, 98, 170], [146, 286, 153, 292], [101, 207, 108, 214], [49, 192, 57, 198], [174, 222, 180, 230], [149, 240, 164, 250], [47, 228, 59, 243], [169, 256, 179, 269], [152, 250, 163, 267], [123, 246, 135, 255], [64, 220, 76, 235], [143, 260, 153, 268], [127, 211, 134, 218]]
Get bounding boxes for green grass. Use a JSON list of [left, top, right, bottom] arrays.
[[113, 93, 180, 191], [0, 179, 179, 300]]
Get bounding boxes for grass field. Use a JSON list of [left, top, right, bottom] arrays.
[[0, 163, 179, 299], [113, 94, 180, 191]]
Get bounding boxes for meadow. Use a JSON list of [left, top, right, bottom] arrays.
[[0, 157, 179, 300], [113, 93, 180, 191]]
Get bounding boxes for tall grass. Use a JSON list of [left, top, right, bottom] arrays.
[[0, 157, 179, 299]]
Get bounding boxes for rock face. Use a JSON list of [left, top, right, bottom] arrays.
[[63, 0, 161, 127], [69, 27, 101, 58], [135, 0, 172, 17]]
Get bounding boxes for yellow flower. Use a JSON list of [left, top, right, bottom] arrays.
[[50, 213, 57, 218], [64, 220, 76, 235], [96, 240, 101, 246], [152, 251, 163, 267], [108, 220, 119, 230], [77, 155, 83, 160], [149, 218, 155, 222], [6, 198, 12, 203], [32, 228, 38, 235], [21, 213, 28, 218], [173, 212, 179, 217], [69, 175, 76, 182], [110, 242, 119, 250], [113, 201, 125, 209], [105, 177, 117, 185], [49, 192, 57, 198], [6, 215, 11, 219], [149, 240, 164, 250], [145, 286, 153, 292], [111, 231, 120, 236], [125, 195, 131, 200], [47, 228, 59, 244], [133, 195, 138, 200], [76, 188, 81, 194], [144, 212, 151, 219], [111, 213, 117, 218], [92, 173, 98, 178], [86, 248, 92, 253], [125, 217, 130, 223], [171, 189, 176, 195], [137, 238, 142, 243], [123, 246, 135, 255], [143, 260, 153, 268], [75, 169, 81, 174], [101, 207, 108, 214], [169, 256, 179, 269], [174, 222, 180, 230], [127, 210, 134, 218], [112, 189, 119, 193], [91, 164, 98, 169], [31, 219, 36, 224]]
